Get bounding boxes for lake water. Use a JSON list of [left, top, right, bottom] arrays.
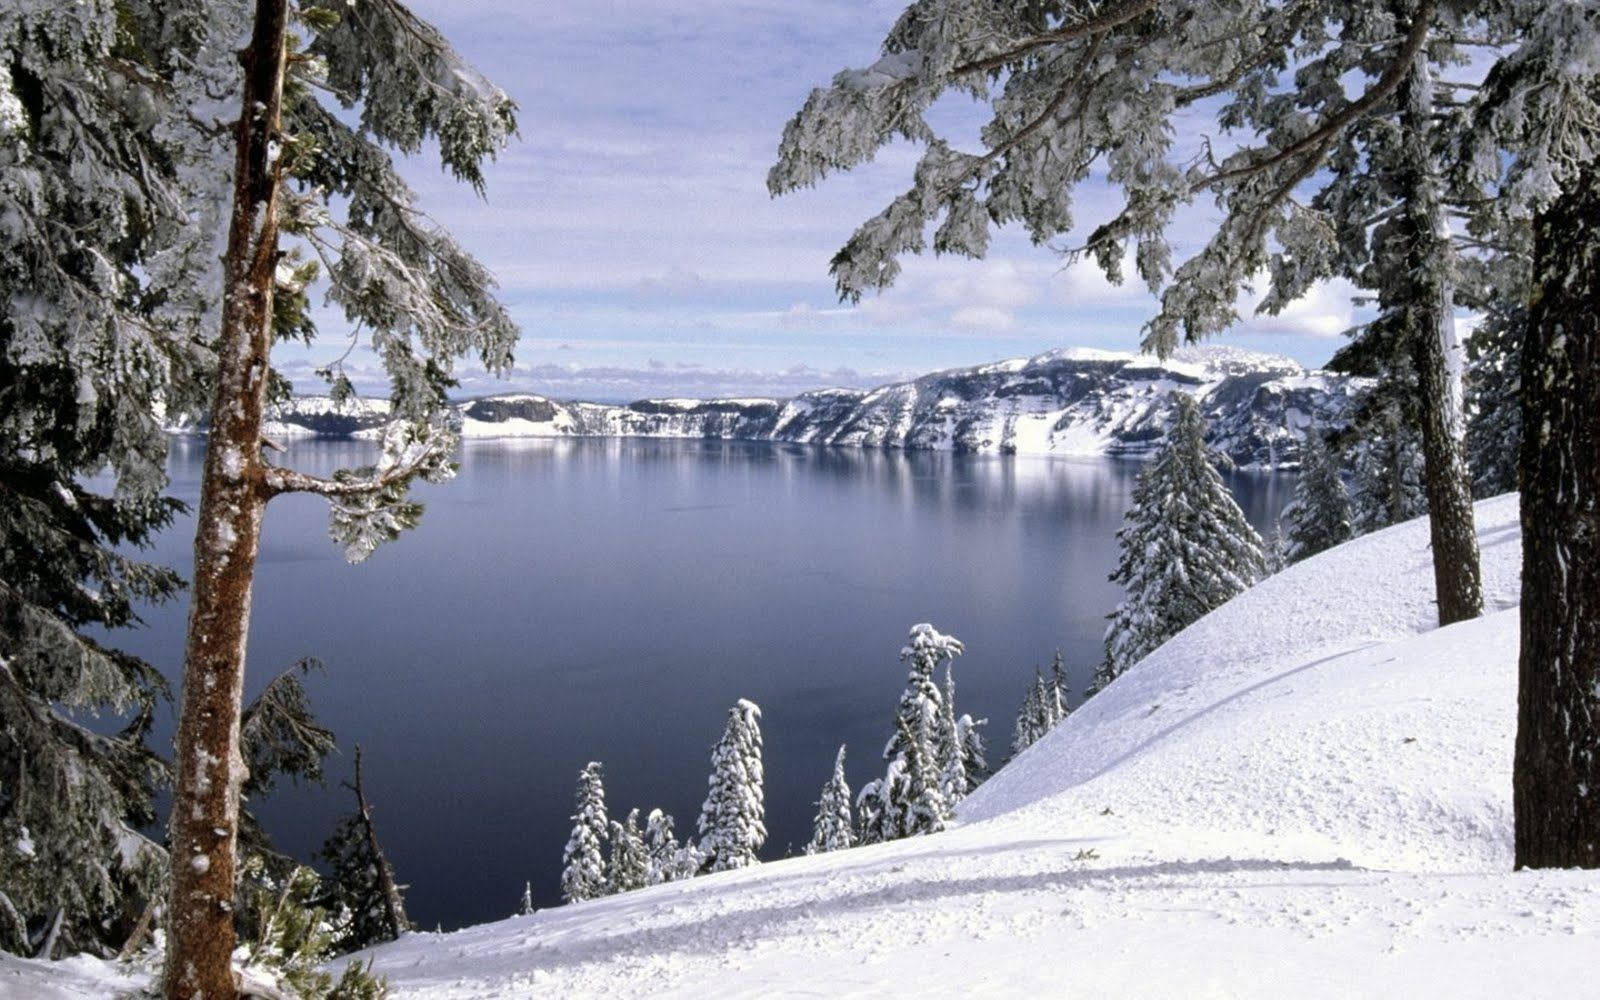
[[117, 436, 1293, 930]]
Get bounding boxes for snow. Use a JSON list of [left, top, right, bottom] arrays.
[[17, 494, 1600, 999]]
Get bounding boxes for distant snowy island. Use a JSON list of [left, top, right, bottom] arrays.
[[243, 345, 1368, 470]]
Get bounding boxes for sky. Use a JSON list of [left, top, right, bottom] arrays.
[[284, 0, 1365, 402]]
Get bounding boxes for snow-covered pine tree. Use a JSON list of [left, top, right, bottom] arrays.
[[163, 2, 517, 992], [1464, 299, 1523, 498], [1048, 650, 1071, 721], [560, 762, 610, 903], [314, 746, 412, 953], [1284, 426, 1354, 563], [0, 0, 210, 957], [607, 809, 650, 894], [807, 744, 854, 855], [1103, 393, 1268, 684], [768, 0, 1490, 630], [1344, 394, 1428, 534], [1463, 3, 1600, 868], [956, 713, 989, 789], [642, 809, 695, 885], [517, 882, 534, 917], [854, 776, 888, 846], [697, 699, 767, 873], [937, 666, 971, 805], [861, 624, 964, 839], [1011, 679, 1041, 757]]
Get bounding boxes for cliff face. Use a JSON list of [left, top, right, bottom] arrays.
[[260, 345, 1367, 469]]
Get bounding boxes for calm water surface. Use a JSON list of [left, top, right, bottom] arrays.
[[118, 437, 1293, 929]]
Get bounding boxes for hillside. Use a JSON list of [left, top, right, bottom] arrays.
[[253, 345, 1366, 469], [12, 495, 1595, 999]]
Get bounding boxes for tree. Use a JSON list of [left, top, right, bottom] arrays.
[[642, 809, 696, 885], [164, 1, 516, 993], [0, 0, 204, 958], [1103, 394, 1267, 684], [697, 699, 766, 873], [1011, 677, 1042, 757], [516, 882, 534, 917], [1464, 300, 1523, 498], [768, 0, 1488, 628], [606, 809, 650, 894], [1048, 650, 1071, 719], [861, 624, 963, 840], [314, 746, 412, 954], [1465, 4, 1600, 868], [955, 713, 989, 789], [806, 744, 854, 855], [560, 762, 610, 903], [1283, 426, 1354, 563], [1344, 394, 1428, 533]]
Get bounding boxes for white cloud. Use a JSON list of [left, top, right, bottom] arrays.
[[1238, 278, 1359, 339], [950, 305, 1017, 332]]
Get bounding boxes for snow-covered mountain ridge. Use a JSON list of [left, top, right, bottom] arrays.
[[260, 345, 1367, 469]]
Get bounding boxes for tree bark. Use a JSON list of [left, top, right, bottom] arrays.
[[165, 2, 288, 997], [1513, 159, 1600, 869], [1394, 43, 1484, 626]]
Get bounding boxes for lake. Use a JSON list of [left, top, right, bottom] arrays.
[[115, 436, 1293, 929]]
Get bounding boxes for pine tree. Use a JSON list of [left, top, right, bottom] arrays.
[[937, 666, 969, 805], [1464, 299, 1523, 498], [1048, 650, 1071, 722], [0, 0, 204, 958], [806, 745, 854, 855], [517, 882, 534, 917], [955, 713, 989, 789], [1103, 394, 1267, 685], [643, 809, 695, 885], [862, 624, 963, 840], [314, 746, 412, 954], [560, 762, 610, 904], [768, 0, 1488, 630], [1284, 426, 1354, 563], [162, 3, 517, 992], [1011, 680, 1041, 758], [1345, 394, 1428, 534], [606, 809, 650, 895], [697, 699, 766, 873]]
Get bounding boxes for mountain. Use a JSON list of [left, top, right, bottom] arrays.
[[256, 345, 1367, 469]]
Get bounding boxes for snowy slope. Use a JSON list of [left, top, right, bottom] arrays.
[[15, 496, 1599, 999]]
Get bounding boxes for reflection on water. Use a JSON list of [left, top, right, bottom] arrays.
[[122, 437, 1293, 930]]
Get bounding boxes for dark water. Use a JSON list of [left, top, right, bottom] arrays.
[[114, 436, 1292, 930]]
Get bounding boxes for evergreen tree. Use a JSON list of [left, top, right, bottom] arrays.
[[697, 699, 766, 873], [606, 809, 650, 894], [937, 666, 969, 805], [560, 762, 609, 904], [806, 745, 854, 855], [955, 713, 989, 789], [1048, 650, 1071, 722], [1345, 395, 1428, 534], [854, 777, 888, 847], [0, 0, 204, 957], [159, 3, 518, 991], [861, 624, 964, 840], [314, 747, 412, 954], [517, 882, 534, 917], [1103, 394, 1267, 684], [1284, 426, 1354, 563], [643, 809, 695, 885], [1464, 299, 1523, 498], [1011, 679, 1041, 758]]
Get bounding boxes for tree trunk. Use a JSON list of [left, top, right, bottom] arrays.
[[1394, 43, 1484, 626], [350, 746, 410, 940], [1513, 159, 1600, 869], [165, 2, 288, 997]]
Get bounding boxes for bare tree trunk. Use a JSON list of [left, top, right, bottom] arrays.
[[1394, 42, 1484, 626], [349, 746, 411, 940], [1514, 159, 1600, 869], [165, 2, 288, 997]]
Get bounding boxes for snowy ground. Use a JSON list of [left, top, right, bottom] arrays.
[[10, 494, 1598, 998]]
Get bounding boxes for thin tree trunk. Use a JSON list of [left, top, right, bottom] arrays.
[[165, 2, 288, 997], [349, 745, 410, 940], [1513, 159, 1600, 869], [1394, 42, 1484, 626]]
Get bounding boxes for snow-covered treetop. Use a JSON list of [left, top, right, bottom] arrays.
[[900, 623, 965, 668]]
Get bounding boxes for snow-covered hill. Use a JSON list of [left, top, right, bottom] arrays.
[[338, 494, 1598, 997], [14, 495, 1596, 999], [257, 345, 1366, 468]]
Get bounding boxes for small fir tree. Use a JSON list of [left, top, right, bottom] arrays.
[[560, 762, 610, 904], [697, 700, 766, 873], [314, 747, 412, 954], [861, 624, 964, 840], [643, 809, 695, 885], [1284, 427, 1354, 563], [517, 882, 534, 917], [806, 745, 854, 855], [1011, 680, 1042, 757], [1048, 650, 1071, 721], [1102, 393, 1267, 685], [606, 809, 650, 894], [955, 713, 989, 789]]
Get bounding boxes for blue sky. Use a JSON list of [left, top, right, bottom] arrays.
[[287, 0, 1364, 401]]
